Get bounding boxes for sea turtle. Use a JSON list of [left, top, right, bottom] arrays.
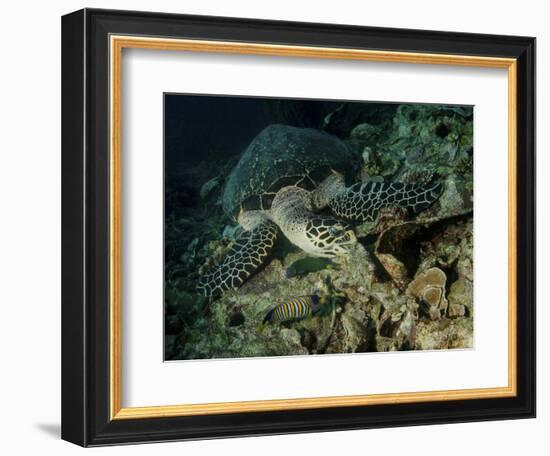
[[197, 124, 442, 297]]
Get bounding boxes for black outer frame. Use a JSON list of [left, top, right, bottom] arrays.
[[61, 8, 536, 447]]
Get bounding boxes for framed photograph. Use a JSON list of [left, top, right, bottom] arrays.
[[61, 8, 535, 446]]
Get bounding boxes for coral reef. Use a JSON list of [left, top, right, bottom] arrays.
[[406, 267, 448, 320], [165, 102, 474, 360]]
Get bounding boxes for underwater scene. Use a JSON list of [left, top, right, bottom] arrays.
[[164, 95, 474, 360]]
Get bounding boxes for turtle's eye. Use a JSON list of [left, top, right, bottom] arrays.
[[328, 225, 346, 237]]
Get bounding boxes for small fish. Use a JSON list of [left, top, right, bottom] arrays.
[[262, 295, 324, 325], [285, 257, 338, 279]]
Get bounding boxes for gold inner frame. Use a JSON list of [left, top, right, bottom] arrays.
[[109, 35, 518, 420]]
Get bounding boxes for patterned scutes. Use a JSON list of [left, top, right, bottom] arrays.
[[222, 124, 354, 220], [196, 220, 279, 297], [330, 181, 443, 223]]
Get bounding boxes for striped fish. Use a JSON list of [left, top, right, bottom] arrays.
[[263, 295, 323, 325]]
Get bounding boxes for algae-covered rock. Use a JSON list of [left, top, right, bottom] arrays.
[[325, 300, 370, 353], [374, 222, 421, 288], [448, 277, 473, 317], [344, 104, 473, 186], [416, 317, 473, 350]]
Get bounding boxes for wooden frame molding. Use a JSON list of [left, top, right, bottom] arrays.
[[109, 35, 518, 421]]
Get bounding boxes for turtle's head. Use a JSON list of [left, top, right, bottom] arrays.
[[311, 171, 346, 210], [304, 217, 357, 258]]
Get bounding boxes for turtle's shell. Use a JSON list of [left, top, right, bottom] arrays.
[[223, 124, 356, 221]]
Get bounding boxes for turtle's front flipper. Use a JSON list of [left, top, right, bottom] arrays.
[[326, 180, 443, 224], [197, 219, 278, 297]]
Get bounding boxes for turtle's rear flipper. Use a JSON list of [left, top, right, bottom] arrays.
[[329, 181, 443, 224], [197, 220, 278, 298]]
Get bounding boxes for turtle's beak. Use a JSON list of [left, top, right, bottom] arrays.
[[338, 229, 357, 247], [332, 229, 357, 256]]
